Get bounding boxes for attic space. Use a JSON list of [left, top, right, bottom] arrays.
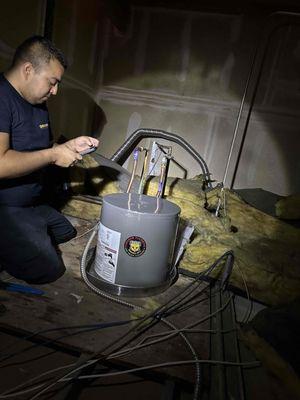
[[0, 1, 299, 400]]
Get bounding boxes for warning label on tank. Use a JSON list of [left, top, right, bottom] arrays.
[[94, 223, 121, 284]]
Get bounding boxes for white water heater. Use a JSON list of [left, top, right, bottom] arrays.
[[89, 192, 181, 297]]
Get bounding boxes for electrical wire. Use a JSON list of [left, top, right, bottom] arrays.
[[156, 143, 187, 179], [126, 148, 139, 193], [110, 128, 212, 189], [156, 156, 168, 197], [0, 322, 109, 357], [0, 359, 260, 399], [1, 325, 238, 399], [167, 291, 210, 315], [1, 252, 236, 399], [107, 294, 233, 362], [162, 252, 233, 319], [2, 329, 190, 399], [22, 313, 169, 399], [85, 254, 232, 399], [0, 313, 247, 400], [235, 260, 253, 324], [86, 252, 246, 398], [29, 251, 234, 400], [161, 284, 209, 317], [0, 321, 130, 356], [0, 318, 138, 368], [64, 221, 100, 243], [0, 385, 46, 398], [25, 294, 224, 398], [0, 360, 98, 399], [100, 303, 233, 397], [62, 359, 260, 382], [161, 318, 201, 400]]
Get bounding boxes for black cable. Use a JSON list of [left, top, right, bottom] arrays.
[[0, 318, 138, 367], [2, 251, 235, 399], [55, 252, 235, 384], [85, 264, 213, 361], [0, 321, 130, 356], [165, 292, 209, 316], [161, 283, 209, 318], [157, 251, 233, 319]]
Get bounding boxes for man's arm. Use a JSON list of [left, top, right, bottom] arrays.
[[0, 132, 82, 179]]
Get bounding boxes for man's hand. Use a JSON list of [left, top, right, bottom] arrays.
[[65, 136, 99, 154], [51, 143, 82, 167], [0, 132, 85, 179]]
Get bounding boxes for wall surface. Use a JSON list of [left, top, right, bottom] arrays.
[[0, 0, 46, 71], [0, 1, 299, 195]]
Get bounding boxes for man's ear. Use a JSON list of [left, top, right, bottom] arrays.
[[22, 62, 34, 80]]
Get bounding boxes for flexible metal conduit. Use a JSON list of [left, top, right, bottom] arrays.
[[111, 128, 212, 189], [80, 228, 136, 308], [80, 227, 201, 399]]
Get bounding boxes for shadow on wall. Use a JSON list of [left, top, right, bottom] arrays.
[[48, 88, 107, 141], [229, 18, 300, 195], [96, 5, 300, 196]]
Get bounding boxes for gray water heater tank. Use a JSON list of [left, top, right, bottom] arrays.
[[92, 193, 181, 297]]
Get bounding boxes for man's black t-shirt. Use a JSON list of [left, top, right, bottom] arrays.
[[0, 74, 52, 206]]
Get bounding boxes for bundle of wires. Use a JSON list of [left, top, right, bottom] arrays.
[[0, 251, 258, 400]]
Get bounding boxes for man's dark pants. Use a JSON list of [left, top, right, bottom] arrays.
[[0, 204, 76, 284]]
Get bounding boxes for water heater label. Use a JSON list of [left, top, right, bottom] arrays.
[[94, 222, 121, 284], [124, 236, 146, 257]]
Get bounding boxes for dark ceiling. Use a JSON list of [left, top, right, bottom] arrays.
[[129, 0, 300, 14]]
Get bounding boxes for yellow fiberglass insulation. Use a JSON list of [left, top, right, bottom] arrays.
[[146, 176, 300, 306], [275, 193, 300, 220], [67, 159, 300, 306]]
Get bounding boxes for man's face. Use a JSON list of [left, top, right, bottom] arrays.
[[24, 59, 64, 104]]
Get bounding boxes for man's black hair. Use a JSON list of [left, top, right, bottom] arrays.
[[12, 35, 67, 70]]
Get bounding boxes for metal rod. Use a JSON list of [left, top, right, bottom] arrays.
[[229, 12, 300, 189]]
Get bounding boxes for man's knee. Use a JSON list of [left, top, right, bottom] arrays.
[[0, 205, 70, 284], [38, 205, 77, 244], [2, 244, 67, 285], [54, 226, 77, 244], [27, 246, 67, 284], [62, 226, 77, 243]]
